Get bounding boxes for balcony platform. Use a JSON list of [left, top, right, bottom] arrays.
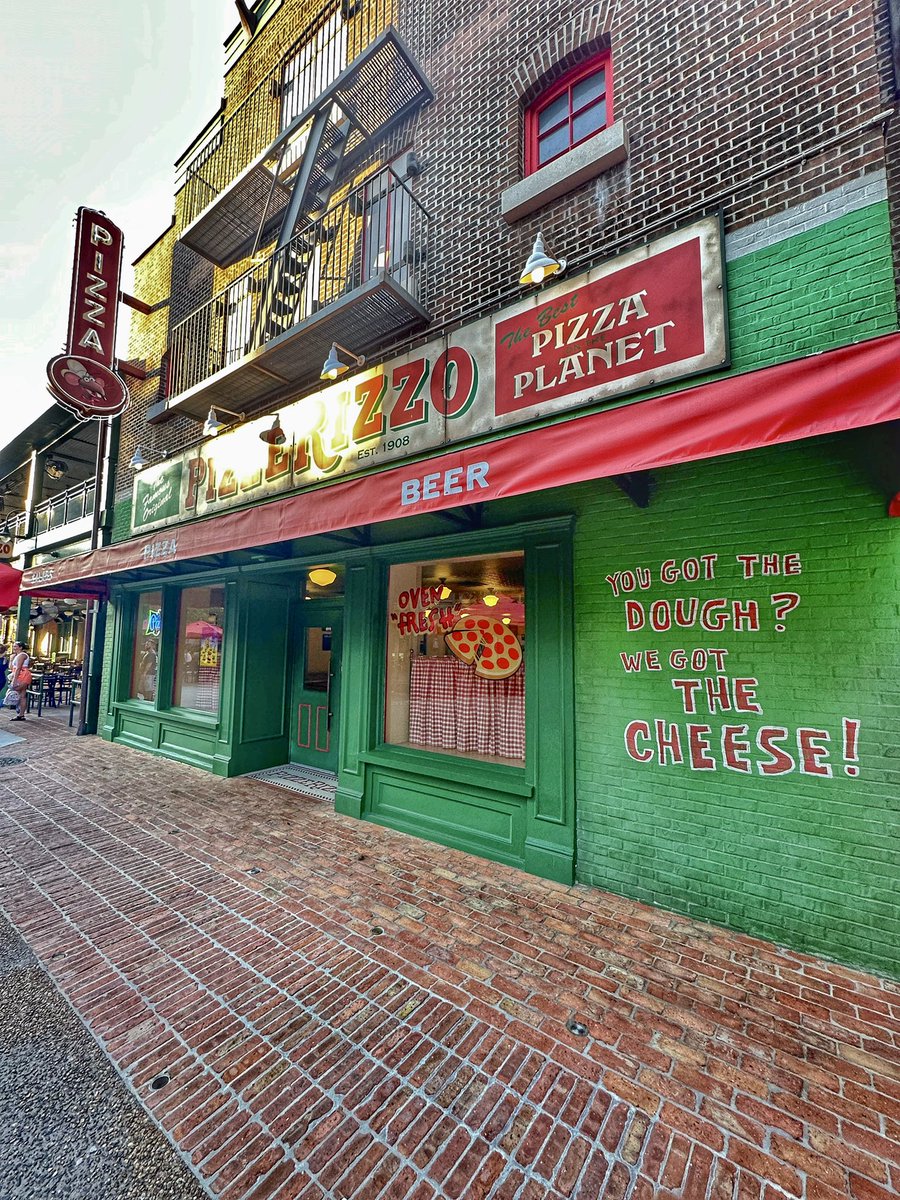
[[180, 27, 433, 268], [159, 273, 430, 422]]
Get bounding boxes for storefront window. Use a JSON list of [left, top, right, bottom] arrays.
[[130, 590, 162, 702], [385, 552, 525, 763], [172, 586, 225, 713]]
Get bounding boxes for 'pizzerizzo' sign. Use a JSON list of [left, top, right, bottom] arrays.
[[131, 216, 725, 535], [609, 551, 862, 778]]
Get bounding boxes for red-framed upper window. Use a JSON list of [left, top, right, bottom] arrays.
[[525, 57, 612, 175]]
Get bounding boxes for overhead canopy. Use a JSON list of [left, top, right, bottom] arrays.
[[0, 402, 85, 483], [0, 562, 23, 608], [20, 331, 900, 594], [18, 582, 108, 601]]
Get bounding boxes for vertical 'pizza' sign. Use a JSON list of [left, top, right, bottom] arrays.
[[46, 207, 130, 420]]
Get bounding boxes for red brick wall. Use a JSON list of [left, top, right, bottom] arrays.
[[118, 0, 895, 504], [416, 0, 892, 328]]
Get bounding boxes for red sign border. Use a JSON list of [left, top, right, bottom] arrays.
[[47, 353, 130, 420], [66, 207, 124, 369]]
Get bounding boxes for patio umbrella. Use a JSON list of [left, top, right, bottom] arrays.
[[185, 619, 222, 639], [0, 561, 22, 609]]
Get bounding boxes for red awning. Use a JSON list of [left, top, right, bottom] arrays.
[[0, 561, 23, 608], [20, 332, 900, 593], [17, 581, 108, 601]]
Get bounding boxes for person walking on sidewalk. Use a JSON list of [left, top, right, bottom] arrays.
[[8, 641, 31, 721]]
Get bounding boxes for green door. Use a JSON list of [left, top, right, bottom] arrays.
[[291, 604, 342, 773]]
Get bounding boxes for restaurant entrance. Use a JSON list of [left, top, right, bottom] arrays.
[[290, 603, 343, 773]]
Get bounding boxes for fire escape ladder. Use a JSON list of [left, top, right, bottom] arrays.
[[279, 110, 350, 251], [250, 111, 351, 350]]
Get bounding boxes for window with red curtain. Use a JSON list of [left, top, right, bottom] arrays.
[[525, 57, 612, 175]]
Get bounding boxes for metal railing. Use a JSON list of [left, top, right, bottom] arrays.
[[169, 168, 430, 400], [32, 478, 96, 537], [4, 510, 29, 540], [178, 0, 431, 228]]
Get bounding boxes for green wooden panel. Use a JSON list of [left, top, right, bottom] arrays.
[[290, 603, 342, 773], [159, 724, 219, 768], [334, 561, 380, 818], [368, 769, 523, 864], [115, 712, 157, 747], [235, 578, 292, 746], [350, 518, 575, 883]]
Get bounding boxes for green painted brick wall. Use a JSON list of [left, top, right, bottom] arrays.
[[96, 593, 118, 731], [629, 201, 897, 409], [112, 495, 132, 543], [566, 204, 899, 977], [724, 202, 896, 370], [571, 434, 900, 977]]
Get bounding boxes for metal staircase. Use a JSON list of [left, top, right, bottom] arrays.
[[251, 112, 351, 348], [180, 25, 434, 269], [164, 14, 435, 420]]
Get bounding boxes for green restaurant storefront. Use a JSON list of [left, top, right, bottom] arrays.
[[98, 510, 575, 883], [20, 220, 900, 977]]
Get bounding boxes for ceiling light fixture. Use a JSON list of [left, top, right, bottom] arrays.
[[45, 459, 68, 480], [321, 342, 365, 381], [308, 567, 337, 587], [483, 593, 499, 607], [519, 231, 567, 287]]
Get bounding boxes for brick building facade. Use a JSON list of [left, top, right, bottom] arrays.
[[27, 0, 900, 976]]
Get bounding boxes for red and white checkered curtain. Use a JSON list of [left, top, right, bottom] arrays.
[[408, 656, 525, 760]]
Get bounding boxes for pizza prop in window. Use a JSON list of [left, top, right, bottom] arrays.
[[445, 616, 523, 679]]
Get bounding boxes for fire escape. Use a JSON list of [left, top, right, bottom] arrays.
[[163, 3, 434, 421]]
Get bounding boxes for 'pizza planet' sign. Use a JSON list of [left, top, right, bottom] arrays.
[[132, 217, 725, 534]]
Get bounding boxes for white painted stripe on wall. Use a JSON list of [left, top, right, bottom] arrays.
[[725, 170, 888, 261]]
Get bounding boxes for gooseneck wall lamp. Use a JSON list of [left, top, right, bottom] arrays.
[[259, 415, 286, 446], [519, 231, 567, 286], [203, 405, 245, 437], [129, 447, 149, 470], [321, 342, 366, 381]]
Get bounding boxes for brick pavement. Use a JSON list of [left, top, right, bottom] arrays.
[[0, 720, 899, 1200]]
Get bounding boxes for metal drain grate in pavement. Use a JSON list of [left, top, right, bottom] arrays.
[[241, 763, 337, 800], [0, 757, 24, 768]]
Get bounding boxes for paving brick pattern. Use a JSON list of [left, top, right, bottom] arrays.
[[1, 722, 899, 1200]]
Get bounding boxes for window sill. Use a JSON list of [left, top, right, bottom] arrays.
[[113, 699, 220, 727], [501, 118, 628, 223], [360, 746, 534, 797]]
